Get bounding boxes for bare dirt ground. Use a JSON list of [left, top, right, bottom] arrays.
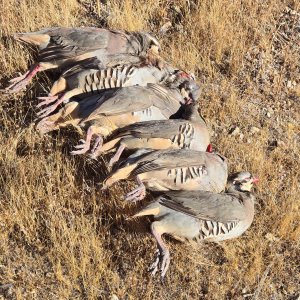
[[0, 0, 299, 299]]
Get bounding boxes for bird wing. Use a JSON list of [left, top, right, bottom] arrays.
[[112, 119, 188, 139], [148, 84, 182, 117], [159, 191, 248, 222], [37, 28, 117, 62], [61, 57, 102, 77], [83, 86, 154, 120], [131, 149, 208, 175]]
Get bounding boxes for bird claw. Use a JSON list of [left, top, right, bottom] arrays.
[[5, 74, 31, 93], [36, 104, 58, 118], [124, 186, 146, 202], [74, 144, 86, 149], [71, 139, 90, 155], [8, 72, 28, 83], [108, 156, 118, 167], [91, 136, 103, 154], [149, 248, 170, 280], [36, 95, 59, 108], [35, 119, 56, 135], [148, 249, 160, 276]]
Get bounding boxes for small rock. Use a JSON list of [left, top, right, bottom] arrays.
[[265, 233, 279, 242], [266, 111, 271, 118], [229, 126, 240, 136], [159, 21, 172, 34], [110, 294, 119, 300], [250, 126, 260, 135], [287, 80, 292, 88], [239, 133, 244, 140]]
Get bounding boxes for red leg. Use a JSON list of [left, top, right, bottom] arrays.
[[36, 94, 59, 107], [35, 118, 56, 135], [71, 127, 102, 155], [108, 144, 126, 167], [5, 63, 41, 93], [125, 176, 146, 202], [91, 136, 104, 154], [36, 93, 67, 118], [149, 222, 170, 279]]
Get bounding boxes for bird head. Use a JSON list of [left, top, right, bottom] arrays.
[[228, 171, 259, 192], [174, 71, 201, 102]]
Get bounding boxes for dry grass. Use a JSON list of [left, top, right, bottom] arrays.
[[0, 0, 300, 299]]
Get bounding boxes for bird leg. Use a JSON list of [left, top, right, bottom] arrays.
[[35, 119, 56, 135], [108, 144, 126, 167], [125, 176, 146, 202], [36, 94, 60, 107], [36, 87, 81, 118], [5, 63, 41, 93], [71, 126, 102, 155], [36, 92, 67, 118], [149, 222, 170, 280], [90, 135, 104, 154]]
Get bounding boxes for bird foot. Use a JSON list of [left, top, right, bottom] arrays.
[[108, 155, 119, 167], [35, 119, 56, 135], [108, 144, 126, 167], [149, 248, 170, 280], [5, 71, 31, 93], [91, 136, 103, 154], [70, 139, 91, 155], [36, 93, 66, 118], [124, 184, 146, 202], [5, 64, 40, 93], [36, 95, 59, 108], [36, 102, 61, 118]]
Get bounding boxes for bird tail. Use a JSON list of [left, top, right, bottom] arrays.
[[100, 137, 121, 153], [102, 164, 136, 189], [130, 202, 160, 219], [13, 32, 50, 47]]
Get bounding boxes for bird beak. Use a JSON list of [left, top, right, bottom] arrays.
[[178, 71, 191, 79], [252, 177, 259, 184]]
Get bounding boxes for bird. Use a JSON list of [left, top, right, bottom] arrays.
[[102, 149, 228, 201], [91, 101, 210, 166], [35, 72, 199, 141], [67, 73, 200, 155], [5, 27, 161, 93], [35, 59, 177, 118], [131, 171, 258, 279]]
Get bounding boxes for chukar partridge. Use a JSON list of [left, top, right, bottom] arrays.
[[92, 101, 210, 166], [68, 74, 200, 155], [36, 60, 177, 118], [103, 149, 228, 201], [132, 171, 258, 278], [5, 27, 161, 92]]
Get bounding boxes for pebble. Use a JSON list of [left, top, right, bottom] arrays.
[[159, 21, 172, 34], [229, 126, 240, 136], [250, 127, 260, 135]]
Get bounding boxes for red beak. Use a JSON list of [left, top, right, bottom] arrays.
[[252, 176, 259, 184], [206, 144, 213, 153], [179, 71, 191, 79]]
